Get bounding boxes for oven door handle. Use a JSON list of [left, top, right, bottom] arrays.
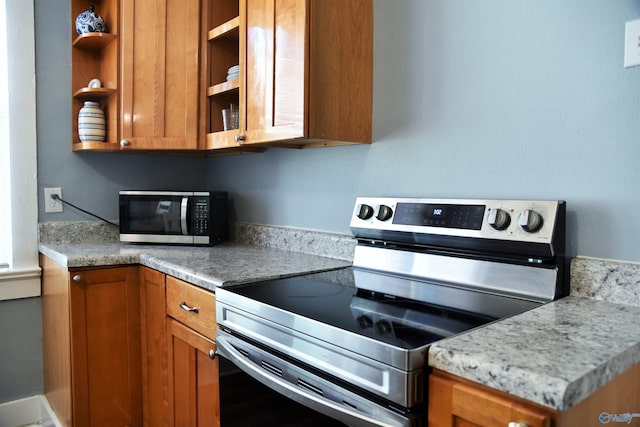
[[216, 335, 405, 427]]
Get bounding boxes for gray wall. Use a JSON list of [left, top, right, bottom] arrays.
[[12, 0, 637, 405], [206, 0, 640, 262], [0, 298, 43, 402]]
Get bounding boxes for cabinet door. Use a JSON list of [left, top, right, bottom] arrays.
[[69, 266, 142, 427], [242, 0, 307, 144], [167, 318, 220, 427], [140, 267, 168, 427], [429, 372, 553, 427], [120, 0, 201, 150]]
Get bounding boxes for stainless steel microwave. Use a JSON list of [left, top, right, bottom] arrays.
[[119, 191, 228, 246]]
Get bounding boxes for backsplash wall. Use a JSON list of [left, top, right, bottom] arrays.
[[206, 0, 640, 263]]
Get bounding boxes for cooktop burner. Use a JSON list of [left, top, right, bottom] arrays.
[[224, 268, 540, 351]]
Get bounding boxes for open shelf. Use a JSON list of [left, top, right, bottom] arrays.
[[73, 87, 117, 99], [207, 79, 239, 97], [209, 17, 239, 41], [72, 141, 121, 152], [72, 32, 116, 50], [205, 0, 241, 145]]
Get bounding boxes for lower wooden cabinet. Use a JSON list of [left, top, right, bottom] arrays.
[[428, 370, 554, 427], [42, 259, 221, 427], [166, 318, 220, 427], [429, 365, 640, 427], [140, 267, 169, 427], [41, 255, 142, 427]]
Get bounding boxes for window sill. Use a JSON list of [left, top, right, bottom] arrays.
[[0, 267, 42, 301]]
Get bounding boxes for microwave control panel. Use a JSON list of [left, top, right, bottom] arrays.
[[194, 196, 210, 236]]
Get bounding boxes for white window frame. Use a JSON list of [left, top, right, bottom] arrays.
[[0, 0, 40, 301]]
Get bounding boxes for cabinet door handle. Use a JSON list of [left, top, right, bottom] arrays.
[[208, 349, 216, 359], [72, 274, 82, 283], [508, 423, 529, 427], [179, 301, 199, 314], [234, 134, 245, 142], [120, 139, 130, 147]]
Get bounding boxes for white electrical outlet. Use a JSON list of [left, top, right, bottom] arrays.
[[624, 19, 640, 68], [44, 187, 63, 213]]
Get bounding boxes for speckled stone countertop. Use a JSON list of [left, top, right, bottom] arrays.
[[39, 242, 351, 292], [429, 257, 640, 412]]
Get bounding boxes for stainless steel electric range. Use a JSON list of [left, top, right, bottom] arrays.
[[215, 197, 566, 427]]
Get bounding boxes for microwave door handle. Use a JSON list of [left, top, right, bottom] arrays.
[[180, 197, 189, 235], [215, 335, 403, 427]]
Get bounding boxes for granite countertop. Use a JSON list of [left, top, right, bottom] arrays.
[[428, 296, 640, 412], [39, 242, 351, 292]]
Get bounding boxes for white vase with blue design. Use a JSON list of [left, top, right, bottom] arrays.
[[78, 101, 106, 142], [75, 5, 106, 34]]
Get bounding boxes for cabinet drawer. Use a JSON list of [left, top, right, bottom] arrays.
[[166, 276, 216, 341]]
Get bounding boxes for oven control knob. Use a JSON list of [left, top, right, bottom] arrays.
[[356, 315, 373, 329], [356, 204, 374, 220], [376, 205, 393, 221], [518, 209, 543, 233], [376, 320, 393, 335], [487, 208, 511, 231]]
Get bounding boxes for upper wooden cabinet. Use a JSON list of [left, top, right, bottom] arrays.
[[119, 0, 202, 150], [71, 0, 373, 153], [71, 0, 204, 152], [204, 0, 373, 149], [71, 0, 120, 151]]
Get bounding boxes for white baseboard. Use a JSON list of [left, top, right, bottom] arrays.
[[0, 395, 62, 427]]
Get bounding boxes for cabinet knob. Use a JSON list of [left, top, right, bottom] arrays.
[[508, 423, 529, 427], [209, 349, 216, 359], [120, 139, 130, 147], [72, 274, 82, 283], [179, 301, 199, 314], [234, 134, 245, 143]]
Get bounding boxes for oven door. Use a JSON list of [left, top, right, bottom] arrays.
[[216, 330, 419, 427]]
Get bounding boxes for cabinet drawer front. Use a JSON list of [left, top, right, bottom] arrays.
[[451, 381, 551, 427], [166, 276, 216, 340]]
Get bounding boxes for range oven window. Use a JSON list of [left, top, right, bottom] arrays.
[[120, 196, 185, 235], [219, 358, 347, 427]]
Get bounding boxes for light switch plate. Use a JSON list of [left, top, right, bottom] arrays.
[[624, 19, 640, 68]]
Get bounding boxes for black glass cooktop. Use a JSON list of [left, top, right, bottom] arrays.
[[225, 269, 522, 350]]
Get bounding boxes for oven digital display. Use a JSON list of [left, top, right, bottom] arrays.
[[393, 203, 485, 230]]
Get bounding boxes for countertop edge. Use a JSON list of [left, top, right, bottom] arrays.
[[428, 296, 640, 412]]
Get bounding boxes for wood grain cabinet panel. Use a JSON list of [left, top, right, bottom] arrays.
[[204, 0, 373, 149], [429, 366, 640, 427], [166, 276, 217, 341], [241, 0, 373, 148], [140, 267, 169, 427], [429, 371, 554, 427], [165, 274, 220, 427], [120, 0, 202, 150], [41, 255, 142, 427], [166, 318, 220, 427]]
